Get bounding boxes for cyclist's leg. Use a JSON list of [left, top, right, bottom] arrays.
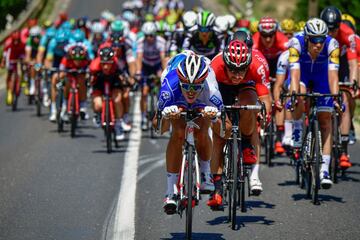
[[340, 91, 351, 155], [112, 88, 125, 140], [91, 84, 103, 127], [78, 74, 89, 119]]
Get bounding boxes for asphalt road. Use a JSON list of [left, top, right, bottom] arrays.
[[1, 1, 360, 240]]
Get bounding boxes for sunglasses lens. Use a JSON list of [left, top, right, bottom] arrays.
[[309, 36, 326, 44]]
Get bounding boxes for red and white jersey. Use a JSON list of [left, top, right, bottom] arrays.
[[336, 23, 357, 60], [252, 31, 288, 60], [59, 57, 90, 71], [356, 35, 360, 66], [211, 49, 270, 96], [3, 40, 25, 64]]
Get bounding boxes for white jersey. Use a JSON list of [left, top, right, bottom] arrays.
[[136, 35, 166, 66]]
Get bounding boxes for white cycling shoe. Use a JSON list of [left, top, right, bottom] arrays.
[[250, 178, 263, 196], [49, 110, 57, 122], [320, 171, 333, 189], [115, 125, 125, 141], [163, 194, 177, 215]]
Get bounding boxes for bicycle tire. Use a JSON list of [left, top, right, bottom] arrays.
[[105, 97, 112, 154], [231, 133, 238, 230], [185, 145, 194, 240], [225, 142, 232, 222], [70, 93, 76, 138], [57, 89, 64, 132], [311, 120, 321, 205], [36, 78, 42, 117], [331, 114, 339, 184], [303, 131, 312, 198], [12, 75, 19, 111]]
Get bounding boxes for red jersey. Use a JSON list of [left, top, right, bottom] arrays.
[[89, 57, 119, 75], [252, 31, 288, 60], [336, 23, 357, 60], [356, 35, 360, 67], [60, 57, 90, 70], [3, 40, 25, 61], [20, 28, 29, 45], [211, 49, 270, 96]]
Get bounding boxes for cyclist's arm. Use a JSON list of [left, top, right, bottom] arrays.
[[328, 39, 340, 95], [346, 33, 358, 84], [135, 38, 143, 75], [288, 39, 301, 94], [24, 38, 32, 63], [274, 51, 289, 102]]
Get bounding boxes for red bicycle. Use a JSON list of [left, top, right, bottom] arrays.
[[8, 60, 22, 111]]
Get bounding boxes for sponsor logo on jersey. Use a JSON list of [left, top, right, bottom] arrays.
[[209, 95, 222, 107], [330, 48, 340, 64], [289, 47, 299, 63]]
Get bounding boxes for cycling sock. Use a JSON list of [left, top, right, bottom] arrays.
[[199, 159, 211, 173], [341, 135, 349, 154], [250, 164, 260, 180], [166, 172, 179, 195], [276, 125, 284, 142], [50, 102, 56, 112], [284, 120, 293, 139], [321, 155, 331, 173], [212, 174, 223, 195]]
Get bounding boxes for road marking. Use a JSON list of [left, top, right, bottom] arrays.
[[138, 159, 165, 181], [139, 154, 165, 166], [112, 94, 141, 240]]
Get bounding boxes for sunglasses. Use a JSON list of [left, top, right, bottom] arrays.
[[227, 66, 248, 75], [145, 34, 155, 38], [260, 32, 275, 38], [179, 82, 204, 92], [308, 36, 326, 44], [199, 26, 211, 33]]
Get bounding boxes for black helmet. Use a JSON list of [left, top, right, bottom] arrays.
[[229, 30, 253, 48], [99, 47, 115, 63], [320, 6, 342, 30]]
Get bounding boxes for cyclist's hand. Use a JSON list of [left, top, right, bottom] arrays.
[[0, 61, 5, 68], [274, 100, 283, 111], [203, 106, 218, 120], [333, 100, 345, 114], [285, 99, 297, 112], [34, 63, 42, 71], [162, 105, 181, 119], [134, 73, 142, 82]]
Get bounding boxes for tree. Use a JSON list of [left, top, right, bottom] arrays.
[[0, 0, 28, 30], [293, 0, 360, 33]]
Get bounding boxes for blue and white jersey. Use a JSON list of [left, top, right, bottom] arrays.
[[157, 60, 223, 111], [288, 33, 339, 89]]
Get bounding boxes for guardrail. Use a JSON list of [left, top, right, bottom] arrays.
[[0, 0, 47, 44]]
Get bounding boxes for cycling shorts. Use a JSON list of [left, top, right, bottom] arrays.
[[92, 73, 122, 97], [218, 81, 256, 106], [141, 62, 162, 86]]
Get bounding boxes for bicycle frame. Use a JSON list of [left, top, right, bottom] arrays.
[[101, 80, 116, 127]]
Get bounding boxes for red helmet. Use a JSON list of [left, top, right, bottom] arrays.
[[27, 19, 38, 28], [223, 40, 252, 70], [11, 31, 21, 41], [59, 12, 68, 21], [237, 19, 250, 28], [258, 17, 278, 34]]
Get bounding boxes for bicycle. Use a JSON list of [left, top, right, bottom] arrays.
[[157, 108, 220, 239], [260, 102, 275, 166], [221, 103, 263, 230], [285, 92, 341, 205], [144, 74, 160, 138], [8, 60, 22, 111]]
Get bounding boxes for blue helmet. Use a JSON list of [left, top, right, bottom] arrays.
[[60, 21, 73, 30], [72, 29, 85, 42], [46, 27, 56, 38], [55, 29, 69, 43]]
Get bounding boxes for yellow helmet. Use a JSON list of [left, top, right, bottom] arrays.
[[296, 21, 306, 31], [281, 18, 296, 33], [342, 14, 356, 27], [250, 20, 259, 34]]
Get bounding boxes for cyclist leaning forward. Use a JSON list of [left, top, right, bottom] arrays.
[[155, 51, 224, 214], [207, 39, 272, 209], [289, 18, 341, 189]]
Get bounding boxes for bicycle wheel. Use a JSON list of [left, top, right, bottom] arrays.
[[105, 97, 112, 153], [231, 133, 238, 230], [225, 142, 232, 222], [36, 78, 42, 117], [70, 93, 77, 138], [264, 123, 273, 166], [331, 114, 339, 184], [311, 120, 321, 205], [303, 131, 312, 198], [12, 75, 20, 111], [185, 145, 194, 240], [57, 89, 64, 132]]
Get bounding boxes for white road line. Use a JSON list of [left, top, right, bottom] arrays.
[[139, 154, 165, 166], [112, 94, 141, 240], [138, 159, 165, 181]]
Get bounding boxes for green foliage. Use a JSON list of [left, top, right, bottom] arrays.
[[293, 0, 360, 33], [0, 0, 28, 30]]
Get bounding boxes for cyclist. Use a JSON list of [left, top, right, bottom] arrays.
[[45, 29, 71, 122], [280, 18, 296, 39], [70, 29, 94, 60], [58, 43, 90, 121], [136, 21, 167, 130], [253, 16, 289, 154], [90, 46, 127, 141], [208, 39, 272, 209], [288, 18, 340, 189], [182, 10, 223, 60], [1, 31, 25, 105], [320, 6, 358, 169], [155, 52, 223, 214], [90, 21, 107, 56], [25, 26, 43, 96]]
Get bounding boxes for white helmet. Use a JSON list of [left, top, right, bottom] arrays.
[[122, 1, 134, 10], [197, 10, 216, 28], [133, 0, 143, 9], [304, 18, 328, 37], [91, 22, 105, 33], [29, 26, 42, 36], [101, 10, 115, 22], [183, 11, 197, 29], [177, 53, 209, 84], [141, 22, 157, 35], [215, 16, 229, 33], [225, 14, 236, 29]]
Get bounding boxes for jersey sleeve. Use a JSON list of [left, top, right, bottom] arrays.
[[157, 72, 176, 111], [45, 39, 56, 59], [204, 68, 223, 109], [328, 38, 340, 71], [288, 37, 301, 70], [136, 37, 144, 54], [276, 50, 289, 75], [157, 36, 166, 53]]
